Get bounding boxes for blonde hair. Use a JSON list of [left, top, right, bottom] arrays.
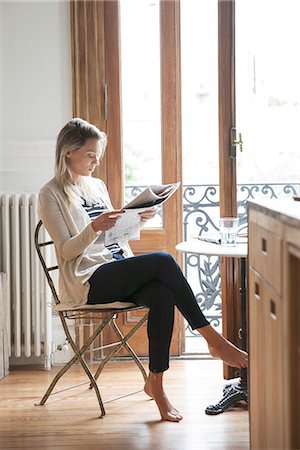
[[55, 118, 107, 204]]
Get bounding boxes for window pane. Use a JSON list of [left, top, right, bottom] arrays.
[[120, 0, 162, 196], [181, 0, 220, 354], [236, 0, 300, 196], [181, 0, 219, 241], [181, 0, 219, 189]]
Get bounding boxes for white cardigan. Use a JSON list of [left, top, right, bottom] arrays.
[[38, 177, 133, 309]]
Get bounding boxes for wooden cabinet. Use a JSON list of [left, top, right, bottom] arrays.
[[248, 199, 300, 450]]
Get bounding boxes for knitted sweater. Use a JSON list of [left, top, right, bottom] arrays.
[[38, 177, 133, 309]]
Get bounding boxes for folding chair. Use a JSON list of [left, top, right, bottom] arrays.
[[34, 220, 149, 418]]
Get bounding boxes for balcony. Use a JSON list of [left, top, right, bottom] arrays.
[[126, 182, 300, 353]]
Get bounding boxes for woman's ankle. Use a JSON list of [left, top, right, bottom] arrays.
[[147, 371, 163, 387], [197, 324, 223, 347]]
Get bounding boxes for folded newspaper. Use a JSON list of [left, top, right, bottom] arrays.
[[105, 182, 180, 245]]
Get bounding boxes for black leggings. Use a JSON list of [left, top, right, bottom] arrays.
[[87, 252, 210, 373]]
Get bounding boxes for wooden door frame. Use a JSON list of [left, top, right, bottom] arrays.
[[70, 0, 241, 366], [70, 0, 109, 182], [70, 0, 123, 201], [71, 0, 182, 258], [218, 0, 241, 379], [70, 0, 115, 356], [70, 0, 184, 356]]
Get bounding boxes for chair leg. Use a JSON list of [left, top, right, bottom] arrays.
[[36, 313, 115, 418], [110, 316, 148, 382], [62, 319, 107, 418], [35, 353, 79, 406], [37, 342, 106, 418], [93, 313, 149, 384], [72, 345, 106, 418]]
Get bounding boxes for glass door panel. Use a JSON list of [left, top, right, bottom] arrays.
[[120, 0, 162, 227], [181, 0, 219, 353], [236, 0, 300, 216], [181, 0, 219, 236], [181, 0, 219, 187]]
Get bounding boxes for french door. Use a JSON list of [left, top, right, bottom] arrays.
[[221, 0, 300, 377], [180, 0, 239, 378], [71, 0, 184, 356], [70, 1, 255, 371], [235, 0, 300, 191]]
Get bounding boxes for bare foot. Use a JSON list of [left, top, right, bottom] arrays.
[[144, 380, 154, 399], [198, 324, 248, 369], [208, 338, 248, 368], [144, 374, 183, 422]]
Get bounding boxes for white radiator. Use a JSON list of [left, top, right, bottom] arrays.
[[0, 193, 52, 369]]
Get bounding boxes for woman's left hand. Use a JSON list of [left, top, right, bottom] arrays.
[[139, 207, 157, 222]]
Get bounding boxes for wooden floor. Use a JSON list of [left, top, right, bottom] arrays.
[[0, 359, 249, 450]]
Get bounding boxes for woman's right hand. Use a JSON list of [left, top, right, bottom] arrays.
[[91, 210, 124, 232]]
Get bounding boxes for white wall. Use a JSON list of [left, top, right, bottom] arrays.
[[1, 0, 72, 193], [0, 2, 4, 186], [1, 1, 73, 366]]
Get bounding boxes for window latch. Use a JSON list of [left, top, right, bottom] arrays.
[[231, 127, 243, 158]]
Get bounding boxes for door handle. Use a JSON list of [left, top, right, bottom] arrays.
[[231, 127, 243, 157]]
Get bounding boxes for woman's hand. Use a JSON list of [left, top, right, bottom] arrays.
[[139, 207, 157, 223], [92, 210, 124, 232]]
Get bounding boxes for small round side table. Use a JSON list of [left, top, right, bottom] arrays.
[[176, 239, 248, 415]]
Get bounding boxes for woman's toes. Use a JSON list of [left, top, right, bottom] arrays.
[[163, 412, 183, 422]]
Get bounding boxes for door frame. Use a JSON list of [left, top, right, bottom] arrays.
[[70, 0, 184, 356], [218, 0, 241, 379], [70, 0, 241, 369]]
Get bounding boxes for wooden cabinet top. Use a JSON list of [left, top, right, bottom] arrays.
[[248, 198, 300, 228]]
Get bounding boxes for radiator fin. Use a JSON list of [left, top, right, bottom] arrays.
[[0, 193, 52, 364]]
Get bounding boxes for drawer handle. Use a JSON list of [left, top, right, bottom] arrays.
[[270, 299, 277, 320], [262, 237, 267, 253], [254, 282, 260, 300]]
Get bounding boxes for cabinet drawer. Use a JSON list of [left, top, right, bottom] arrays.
[[249, 222, 282, 295], [264, 283, 284, 449], [249, 268, 268, 449], [249, 268, 284, 449]]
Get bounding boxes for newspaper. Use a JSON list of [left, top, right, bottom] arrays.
[[124, 182, 180, 209], [104, 182, 180, 245]]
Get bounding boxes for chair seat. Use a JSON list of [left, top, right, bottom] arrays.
[[53, 301, 138, 312]]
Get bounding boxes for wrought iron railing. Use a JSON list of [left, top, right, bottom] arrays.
[[182, 182, 300, 342], [125, 183, 300, 345]]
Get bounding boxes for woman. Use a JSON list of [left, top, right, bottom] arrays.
[[39, 118, 248, 422]]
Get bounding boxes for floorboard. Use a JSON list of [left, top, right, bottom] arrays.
[[0, 359, 249, 450]]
